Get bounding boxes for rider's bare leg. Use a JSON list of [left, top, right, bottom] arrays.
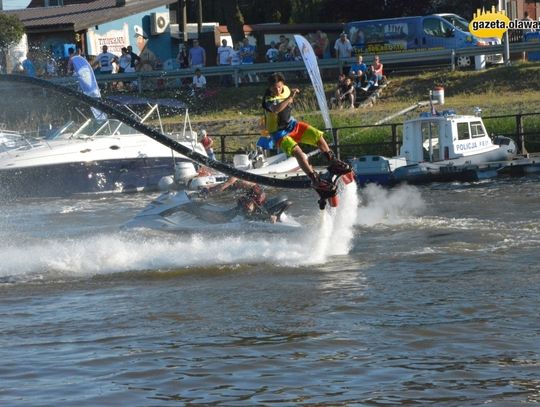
[[292, 145, 316, 180], [317, 137, 335, 162]]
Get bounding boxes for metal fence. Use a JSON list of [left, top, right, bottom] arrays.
[[207, 111, 540, 164], [52, 41, 540, 92]]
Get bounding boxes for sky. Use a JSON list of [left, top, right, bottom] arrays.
[[2, 0, 32, 10]]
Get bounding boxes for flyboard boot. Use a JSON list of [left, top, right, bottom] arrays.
[[323, 150, 353, 176], [311, 150, 355, 210], [309, 171, 337, 210]]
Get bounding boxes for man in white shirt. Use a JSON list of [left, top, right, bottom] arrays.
[[95, 45, 118, 74], [265, 41, 279, 62], [217, 39, 233, 86], [192, 68, 206, 96], [334, 32, 352, 73]]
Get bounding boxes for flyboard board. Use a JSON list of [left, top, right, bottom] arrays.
[[313, 161, 356, 210], [293, 34, 357, 210]]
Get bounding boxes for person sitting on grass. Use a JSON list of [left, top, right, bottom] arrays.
[[361, 55, 384, 92], [336, 75, 356, 109]]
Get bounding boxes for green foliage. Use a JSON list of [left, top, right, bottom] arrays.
[[207, 0, 499, 25], [0, 13, 25, 51]]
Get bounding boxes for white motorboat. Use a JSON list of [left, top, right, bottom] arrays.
[[0, 111, 207, 198], [351, 109, 517, 185]]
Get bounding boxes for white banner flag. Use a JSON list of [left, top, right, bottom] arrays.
[[294, 34, 332, 131]]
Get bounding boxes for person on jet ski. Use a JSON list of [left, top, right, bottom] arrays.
[[202, 177, 277, 222]]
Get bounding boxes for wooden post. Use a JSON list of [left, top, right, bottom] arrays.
[[516, 113, 528, 155], [220, 135, 226, 162], [332, 128, 340, 160]]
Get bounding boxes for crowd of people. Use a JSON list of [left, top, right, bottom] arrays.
[[12, 29, 387, 107], [331, 53, 385, 109]]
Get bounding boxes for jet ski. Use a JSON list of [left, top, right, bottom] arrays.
[[124, 190, 300, 232]]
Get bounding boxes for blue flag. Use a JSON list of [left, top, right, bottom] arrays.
[[72, 56, 106, 120]]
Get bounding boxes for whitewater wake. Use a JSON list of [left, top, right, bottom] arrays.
[[0, 185, 361, 283]]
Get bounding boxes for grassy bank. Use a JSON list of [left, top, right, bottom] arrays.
[[141, 62, 540, 155], [157, 61, 540, 130]]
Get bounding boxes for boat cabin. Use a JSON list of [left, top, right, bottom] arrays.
[[400, 111, 497, 164]]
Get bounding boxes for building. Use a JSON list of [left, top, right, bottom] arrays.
[[5, 0, 178, 72]]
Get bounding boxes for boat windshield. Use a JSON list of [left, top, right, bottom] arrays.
[[46, 119, 137, 139], [441, 14, 470, 32]]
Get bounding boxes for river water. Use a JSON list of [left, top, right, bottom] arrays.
[[1, 176, 539, 406]]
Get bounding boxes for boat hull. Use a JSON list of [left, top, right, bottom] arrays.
[[393, 143, 515, 184], [0, 157, 180, 198]]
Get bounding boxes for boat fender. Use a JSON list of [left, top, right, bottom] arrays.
[[158, 175, 175, 191]]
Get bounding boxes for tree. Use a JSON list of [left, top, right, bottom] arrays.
[[0, 13, 25, 73]]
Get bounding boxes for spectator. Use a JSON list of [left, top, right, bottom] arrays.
[[127, 45, 140, 70], [265, 41, 279, 63], [200, 129, 216, 160], [331, 73, 345, 108], [350, 54, 368, 89], [217, 38, 233, 87], [229, 42, 242, 85], [118, 47, 131, 73], [188, 39, 206, 68], [334, 32, 353, 59], [45, 56, 58, 77], [230, 42, 242, 65], [335, 75, 356, 109], [290, 41, 302, 61], [176, 43, 188, 69], [361, 55, 384, 92], [192, 68, 206, 94], [240, 37, 258, 82], [66, 47, 76, 75], [133, 25, 156, 72], [334, 32, 353, 73], [22, 51, 37, 77], [94, 45, 118, 75], [312, 29, 330, 59], [278, 36, 292, 61]]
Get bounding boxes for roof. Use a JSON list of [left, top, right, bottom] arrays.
[[6, 0, 176, 33]]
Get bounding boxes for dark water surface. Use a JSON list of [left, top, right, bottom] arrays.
[[1, 177, 539, 406]]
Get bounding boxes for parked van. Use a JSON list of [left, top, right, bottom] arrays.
[[345, 14, 502, 67]]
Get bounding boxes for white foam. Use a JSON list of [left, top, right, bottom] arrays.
[[305, 180, 359, 263], [357, 183, 426, 226], [0, 183, 362, 282]]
